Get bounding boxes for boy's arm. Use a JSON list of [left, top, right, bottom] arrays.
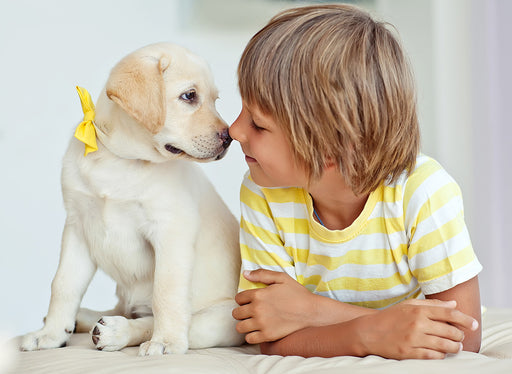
[[233, 269, 376, 343], [234, 270, 479, 359], [425, 276, 481, 352], [260, 297, 476, 360]]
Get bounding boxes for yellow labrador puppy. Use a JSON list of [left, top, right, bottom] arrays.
[[20, 43, 243, 355]]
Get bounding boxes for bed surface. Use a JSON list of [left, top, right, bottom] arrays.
[[6, 308, 512, 374]]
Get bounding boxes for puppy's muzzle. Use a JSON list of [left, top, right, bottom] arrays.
[[164, 129, 232, 160], [214, 129, 232, 160]]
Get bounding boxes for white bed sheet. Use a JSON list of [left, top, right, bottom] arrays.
[[6, 308, 512, 374]]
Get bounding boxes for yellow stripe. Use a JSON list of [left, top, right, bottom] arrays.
[[275, 217, 310, 235], [413, 246, 476, 283], [294, 244, 408, 269], [262, 187, 305, 204], [381, 184, 403, 203], [415, 182, 461, 225], [409, 214, 465, 257], [274, 213, 405, 236], [299, 271, 415, 293], [241, 219, 282, 246], [240, 185, 273, 219], [241, 243, 292, 268], [365, 216, 405, 234], [239, 275, 267, 290]]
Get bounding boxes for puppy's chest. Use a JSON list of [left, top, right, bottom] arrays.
[[83, 197, 154, 281], [83, 161, 153, 200]]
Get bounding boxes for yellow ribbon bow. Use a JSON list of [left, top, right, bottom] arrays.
[[74, 86, 98, 156]]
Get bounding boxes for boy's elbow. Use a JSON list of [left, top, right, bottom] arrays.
[[260, 338, 310, 357], [463, 326, 482, 353], [260, 341, 282, 356], [463, 339, 481, 353]]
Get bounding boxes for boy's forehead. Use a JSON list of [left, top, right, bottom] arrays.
[[245, 101, 269, 120]]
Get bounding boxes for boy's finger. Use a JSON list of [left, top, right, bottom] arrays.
[[405, 298, 457, 308], [430, 307, 479, 331], [232, 304, 253, 320], [245, 331, 269, 345], [235, 289, 259, 305], [236, 318, 259, 335], [426, 320, 465, 343], [243, 269, 290, 285], [419, 334, 463, 355]]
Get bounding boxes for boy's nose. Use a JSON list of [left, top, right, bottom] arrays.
[[229, 118, 243, 143]]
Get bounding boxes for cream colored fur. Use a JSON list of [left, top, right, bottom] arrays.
[[20, 43, 244, 356]]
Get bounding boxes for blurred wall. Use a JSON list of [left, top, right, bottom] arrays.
[[1, 0, 510, 338]]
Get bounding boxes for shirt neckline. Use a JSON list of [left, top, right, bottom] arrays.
[[302, 184, 382, 243]]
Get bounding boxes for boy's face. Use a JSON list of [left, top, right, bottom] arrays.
[[229, 102, 308, 188]]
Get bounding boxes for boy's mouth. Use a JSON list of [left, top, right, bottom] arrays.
[[245, 155, 257, 163]]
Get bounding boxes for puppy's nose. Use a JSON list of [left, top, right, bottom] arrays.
[[219, 129, 232, 149]]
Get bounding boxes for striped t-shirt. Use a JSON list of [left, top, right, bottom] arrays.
[[238, 154, 482, 309]]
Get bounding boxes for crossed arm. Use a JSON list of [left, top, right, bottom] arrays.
[[232, 270, 481, 360]]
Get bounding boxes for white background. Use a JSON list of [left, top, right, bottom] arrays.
[[1, 0, 510, 339]]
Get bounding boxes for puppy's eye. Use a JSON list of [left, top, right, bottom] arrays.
[[180, 90, 196, 102]]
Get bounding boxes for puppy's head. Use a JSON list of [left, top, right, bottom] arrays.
[[102, 43, 231, 162]]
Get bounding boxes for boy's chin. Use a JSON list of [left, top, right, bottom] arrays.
[[249, 170, 289, 188], [248, 169, 275, 188]]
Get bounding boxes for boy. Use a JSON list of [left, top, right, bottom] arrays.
[[229, 4, 482, 360]]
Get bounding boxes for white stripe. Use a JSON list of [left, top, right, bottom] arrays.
[[369, 200, 404, 219], [240, 233, 293, 263], [240, 202, 279, 234], [404, 168, 453, 232], [268, 201, 309, 219], [413, 154, 430, 170]]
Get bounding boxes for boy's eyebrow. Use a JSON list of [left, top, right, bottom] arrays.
[[245, 103, 273, 127], [249, 109, 266, 125]]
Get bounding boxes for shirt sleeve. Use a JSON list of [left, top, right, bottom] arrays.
[[238, 172, 296, 291], [404, 160, 482, 295]]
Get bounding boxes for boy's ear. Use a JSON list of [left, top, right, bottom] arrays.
[[324, 157, 337, 170]]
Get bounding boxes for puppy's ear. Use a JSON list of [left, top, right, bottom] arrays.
[[106, 54, 170, 134]]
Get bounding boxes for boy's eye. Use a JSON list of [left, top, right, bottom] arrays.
[[251, 121, 264, 131]]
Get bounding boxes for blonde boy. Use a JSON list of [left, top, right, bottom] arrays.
[[229, 4, 482, 360]]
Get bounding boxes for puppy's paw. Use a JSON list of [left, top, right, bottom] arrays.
[[138, 338, 188, 356], [20, 328, 70, 351], [75, 308, 102, 333], [91, 316, 130, 352]]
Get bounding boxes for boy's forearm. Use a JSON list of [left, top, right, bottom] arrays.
[[260, 321, 365, 358], [259, 299, 477, 360], [425, 276, 482, 353], [310, 293, 376, 326]]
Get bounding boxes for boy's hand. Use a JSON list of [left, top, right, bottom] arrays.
[[355, 299, 479, 359], [232, 269, 317, 344]]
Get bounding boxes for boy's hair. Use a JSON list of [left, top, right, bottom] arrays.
[[238, 4, 420, 195]]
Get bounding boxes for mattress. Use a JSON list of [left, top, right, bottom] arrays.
[[5, 308, 512, 374]]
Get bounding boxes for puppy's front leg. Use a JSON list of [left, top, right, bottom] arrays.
[[20, 222, 96, 351], [139, 224, 197, 356]]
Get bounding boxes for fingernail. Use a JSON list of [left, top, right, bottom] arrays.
[[472, 319, 479, 331], [243, 270, 252, 278], [459, 342, 463, 352]]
